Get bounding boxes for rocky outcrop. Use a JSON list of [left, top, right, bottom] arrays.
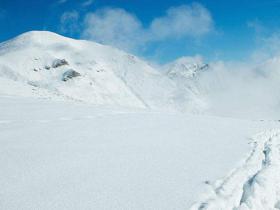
[[62, 69, 81, 81], [52, 59, 69, 68]]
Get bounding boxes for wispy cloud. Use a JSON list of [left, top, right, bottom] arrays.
[[57, 0, 68, 4], [250, 31, 280, 62], [246, 20, 280, 62], [80, 3, 214, 52], [194, 22, 280, 118], [60, 10, 80, 35], [194, 55, 280, 118], [82, 8, 146, 52], [247, 19, 266, 34], [82, 0, 94, 7], [150, 4, 213, 40]]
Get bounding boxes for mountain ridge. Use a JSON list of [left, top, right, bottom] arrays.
[[0, 31, 207, 112]]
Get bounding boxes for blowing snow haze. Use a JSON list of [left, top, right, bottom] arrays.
[[0, 31, 280, 118], [1, 1, 280, 210]]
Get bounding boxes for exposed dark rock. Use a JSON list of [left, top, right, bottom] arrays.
[[28, 81, 39, 87], [199, 64, 209, 71], [62, 69, 81, 82], [52, 59, 69, 68], [96, 69, 105, 73], [204, 180, 211, 185], [45, 65, 51, 70]]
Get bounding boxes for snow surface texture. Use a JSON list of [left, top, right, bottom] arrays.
[[0, 96, 278, 210], [1, 31, 280, 210], [0, 31, 207, 112], [190, 130, 280, 210]]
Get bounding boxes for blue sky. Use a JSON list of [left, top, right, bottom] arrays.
[[0, 0, 280, 63]]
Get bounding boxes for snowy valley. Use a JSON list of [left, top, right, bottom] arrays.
[[1, 31, 280, 210]]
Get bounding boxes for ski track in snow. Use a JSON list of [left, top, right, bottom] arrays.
[[190, 130, 280, 210], [1, 110, 280, 210]]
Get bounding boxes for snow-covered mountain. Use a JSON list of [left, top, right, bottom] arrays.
[[163, 56, 209, 112], [165, 56, 209, 80], [2, 31, 280, 210], [0, 31, 207, 112]]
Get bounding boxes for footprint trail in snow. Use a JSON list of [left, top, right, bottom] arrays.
[[190, 130, 280, 210]]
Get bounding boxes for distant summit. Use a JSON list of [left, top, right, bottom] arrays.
[[0, 31, 207, 112], [165, 56, 209, 79]]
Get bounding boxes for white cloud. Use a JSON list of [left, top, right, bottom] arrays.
[[82, 8, 147, 51], [82, 0, 94, 7], [248, 22, 280, 62], [57, 0, 93, 6], [60, 11, 80, 35], [80, 3, 214, 52], [150, 3, 213, 40], [250, 33, 280, 62], [195, 58, 280, 118], [195, 22, 280, 118]]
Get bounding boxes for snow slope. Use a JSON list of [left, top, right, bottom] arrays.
[[1, 31, 280, 210], [2, 31, 280, 117], [164, 56, 210, 112], [164, 56, 208, 79], [0, 95, 278, 210], [190, 130, 280, 210], [0, 31, 205, 111]]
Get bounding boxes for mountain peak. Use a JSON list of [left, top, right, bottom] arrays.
[[165, 56, 209, 79], [15, 31, 72, 41], [8, 31, 78, 47], [0, 31, 206, 112]]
